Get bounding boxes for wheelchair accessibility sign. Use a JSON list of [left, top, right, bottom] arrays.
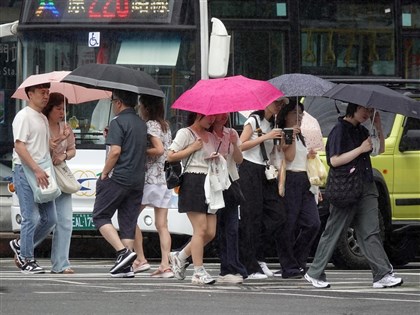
[[88, 32, 100, 47]]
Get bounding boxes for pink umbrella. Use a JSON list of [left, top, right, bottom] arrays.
[[172, 75, 284, 115], [301, 111, 324, 151], [12, 71, 111, 104]]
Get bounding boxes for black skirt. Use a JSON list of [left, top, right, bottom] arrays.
[[178, 172, 209, 213]]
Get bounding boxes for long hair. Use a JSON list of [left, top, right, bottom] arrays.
[[186, 112, 205, 127], [139, 94, 168, 132], [277, 98, 306, 146], [249, 109, 276, 128], [42, 92, 68, 117]]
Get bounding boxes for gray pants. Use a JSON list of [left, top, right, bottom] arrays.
[[308, 181, 392, 283]]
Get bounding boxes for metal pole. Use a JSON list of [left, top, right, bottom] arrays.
[[199, 0, 209, 79]]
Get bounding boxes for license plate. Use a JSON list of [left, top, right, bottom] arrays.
[[72, 213, 95, 230]]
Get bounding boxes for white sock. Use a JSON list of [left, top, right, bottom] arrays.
[[178, 250, 189, 263], [194, 265, 205, 273]]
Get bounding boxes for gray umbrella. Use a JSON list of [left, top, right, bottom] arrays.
[[323, 83, 420, 119], [269, 73, 336, 97], [62, 64, 165, 97]]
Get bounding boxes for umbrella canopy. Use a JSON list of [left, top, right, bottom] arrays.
[[323, 83, 420, 119], [301, 111, 324, 151], [269, 73, 336, 97], [12, 71, 111, 103], [62, 64, 165, 98], [171, 75, 284, 115]]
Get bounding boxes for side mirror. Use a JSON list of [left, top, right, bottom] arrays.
[[208, 18, 231, 78]]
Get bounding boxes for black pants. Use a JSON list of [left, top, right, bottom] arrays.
[[275, 171, 320, 276], [217, 183, 248, 278], [238, 160, 286, 274]]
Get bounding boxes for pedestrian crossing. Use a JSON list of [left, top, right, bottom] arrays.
[[1, 259, 419, 303]]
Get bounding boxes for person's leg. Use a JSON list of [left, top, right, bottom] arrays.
[[187, 212, 208, 267], [352, 183, 393, 282], [133, 205, 149, 271], [14, 165, 41, 260], [294, 189, 321, 270], [307, 204, 355, 280], [51, 193, 73, 273], [217, 208, 229, 275], [154, 207, 171, 269]]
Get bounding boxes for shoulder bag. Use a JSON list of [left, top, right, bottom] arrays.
[[324, 160, 363, 208], [54, 161, 81, 194], [165, 128, 196, 189], [22, 156, 62, 203]]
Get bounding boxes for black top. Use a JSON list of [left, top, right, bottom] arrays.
[[326, 117, 373, 182], [106, 108, 147, 188]]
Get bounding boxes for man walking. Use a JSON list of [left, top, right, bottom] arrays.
[[10, 82, 57, 274], [92, 89, 147, 278]]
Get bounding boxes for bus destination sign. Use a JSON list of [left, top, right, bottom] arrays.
[[22, 0, 175, 24]]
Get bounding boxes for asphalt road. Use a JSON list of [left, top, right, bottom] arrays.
[[1, 259, 419, 315]]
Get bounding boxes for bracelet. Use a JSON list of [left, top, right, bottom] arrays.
[[64, 152, 68, 160]]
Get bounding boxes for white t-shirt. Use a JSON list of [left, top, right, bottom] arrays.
[[286, 137, 308, 171], [242, 115, 274, 166], [12, 106, 50, 165], [169, 127, 218, 174]]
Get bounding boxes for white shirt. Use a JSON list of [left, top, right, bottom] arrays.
[[242, 115, 274, 166], [12, 106, 50, 165], [286, 137, 308, 171]]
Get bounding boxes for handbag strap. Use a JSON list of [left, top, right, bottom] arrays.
[[250, 115, 269, 164], [182, 128, 196, 172]]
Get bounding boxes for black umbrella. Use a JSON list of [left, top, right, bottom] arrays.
[[269, 73, 335, 97], [62, 64, 165, 97], [323, 83, 420, 119]]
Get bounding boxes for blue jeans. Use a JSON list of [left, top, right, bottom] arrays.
[[14, 164, 57, 260], [51, 193, 73, 272]]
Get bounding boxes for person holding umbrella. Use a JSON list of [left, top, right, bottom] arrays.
[[304, 103, 403, 289], [168, 112, 219, 285], [9, 82, 57, 274], [42, 92, 77, 274], [92, 89, 147, 278], [237, 98, 287, 279], [274, 99, 321, 279]]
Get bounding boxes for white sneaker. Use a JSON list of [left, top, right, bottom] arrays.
[[373, 274, 403, 288], [217, 274, 243, 284], [258, 261, 274, 277], [247, 272, 268, 280], [169, 251, 188, 280], [304, 273, 330, 288], [192, 270, 215, 285]]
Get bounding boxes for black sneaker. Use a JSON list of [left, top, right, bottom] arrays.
[[9, 239, 24, 268], [109, 248, 137, 274], [111, 265, 135, 278], [21, 260, 45, 274]]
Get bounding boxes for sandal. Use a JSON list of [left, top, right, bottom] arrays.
[[133, 260, 151, 273], [151, 266, 174, 278]]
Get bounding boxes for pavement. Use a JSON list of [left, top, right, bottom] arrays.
[[1, 259, 419, 315]]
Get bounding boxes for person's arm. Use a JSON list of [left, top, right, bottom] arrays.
[[330, 138, 372, 167], [15, 140, 50, 189], [240, 123, 281, 152], [101, 144, 121, 179], [167, 138, 203, 162], [229, 129, 243, 164], [147, 135, 164, 157]]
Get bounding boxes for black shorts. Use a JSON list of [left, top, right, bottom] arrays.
[[92, 177, 143, 239], [178, 173, 209, 214]]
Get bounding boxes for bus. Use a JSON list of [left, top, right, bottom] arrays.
[[2, 0, 420, 260]]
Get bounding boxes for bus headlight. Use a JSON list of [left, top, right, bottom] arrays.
[[143, 215, 153, 226]]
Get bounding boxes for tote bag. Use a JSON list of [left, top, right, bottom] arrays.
[[53, 161, 81, 194], [22, 156, 61, 203]]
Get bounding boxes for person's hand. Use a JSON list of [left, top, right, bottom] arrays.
[[35, 167, 49, 189], [49, 137, 61, 151], [62, 124, 71, 139], [266, 128, 282, 141], [292, 125, 301, 137], [360, 137, 373, 153], [307, 148, 317, 159], [190, 138, 203, 152], [229, 130, 238, 144]]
